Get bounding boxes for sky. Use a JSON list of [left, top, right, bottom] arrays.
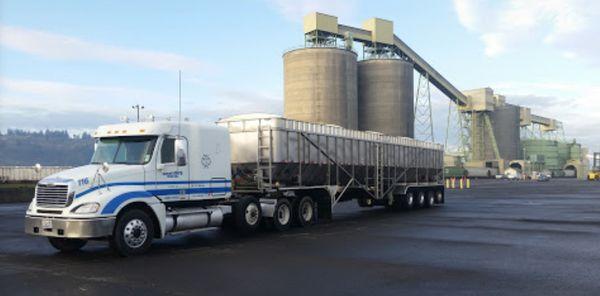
[[1, 0, 599, 151]]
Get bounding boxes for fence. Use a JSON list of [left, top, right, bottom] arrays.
[[0, 166, 71, 182]]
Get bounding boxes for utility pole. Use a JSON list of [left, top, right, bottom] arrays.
[[132, 104, 144, 122]]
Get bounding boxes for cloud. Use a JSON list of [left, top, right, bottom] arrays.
[[0, 26, 204, 72], [0, 102, 120, 132], [493, 81, 600, 148], [0, 77, 171, 113], [0, 77, 283, 131], [0, 78, 172, 130], [265, 0, 358, 22], [190, 89, 282, 120], [452, 0, 600, 63]]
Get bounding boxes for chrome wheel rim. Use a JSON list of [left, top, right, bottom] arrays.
[[245, 203, 260, 226], [419, 193, 425, 204], [301, 200, 313, 222], [123, 219, 147, 249], [407, 194, 414, 206], [276, 203, 290, 226]]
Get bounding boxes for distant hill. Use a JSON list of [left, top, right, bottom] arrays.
[[0, 129, 94, 166]]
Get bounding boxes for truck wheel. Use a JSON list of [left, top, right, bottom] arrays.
[[294, 196, 315, 227], [48, 237, 87, 253], [272, 198, 292, 231], [357, 198, 374, 207], [425, 191, 435, 208], [233, 196, 262, 234], [435, 191, 444, 204], [110, 209, 154, 257], [402, 192, 415, 210], [416, 191, 426, 208]]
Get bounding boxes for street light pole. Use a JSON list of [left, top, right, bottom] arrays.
[[132, 104, 144, 122]]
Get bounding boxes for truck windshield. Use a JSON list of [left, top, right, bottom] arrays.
[[91, 136, 157, 165]]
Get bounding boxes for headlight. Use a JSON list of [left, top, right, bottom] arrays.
[[71, 202, 100, 214]]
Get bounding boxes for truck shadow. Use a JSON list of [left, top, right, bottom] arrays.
[[36, 205, 443, 261]]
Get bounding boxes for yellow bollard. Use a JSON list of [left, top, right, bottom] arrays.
[[459, 178, 464, 189], [451, 178, 455, 189], [445, 179, 450, 188], [466, 178, 471, 189]]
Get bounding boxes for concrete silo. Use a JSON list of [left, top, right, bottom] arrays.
[[283, 47, 358, 129], [490, 103, 521, 160], [357, 59, 414, 137]]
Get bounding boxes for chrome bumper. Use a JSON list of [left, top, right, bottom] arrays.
[[25, 216, 116, 238]]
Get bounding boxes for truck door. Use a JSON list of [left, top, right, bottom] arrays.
[[155, 136, 190, 201]]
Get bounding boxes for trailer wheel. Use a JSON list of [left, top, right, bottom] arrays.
[[416, 191, 426, 208], [357, 198, 374, 207], [384, 195, 395, 210], [48, 237, 87, 253], [435, 191, 444, 204], [272, 198, 292, 231], [110, 209, 154, 257], [402, 192, 415, 210], [233, 196, 262, 234], [425, 191, 435, 208], [294, 196, 315, 227]]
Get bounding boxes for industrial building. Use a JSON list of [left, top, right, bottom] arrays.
[[283, 12, 587, 180], [521, 139, 587, 178]]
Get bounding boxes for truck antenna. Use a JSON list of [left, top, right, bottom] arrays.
[[178, 70, 182, 138]]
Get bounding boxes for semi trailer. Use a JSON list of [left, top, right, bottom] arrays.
[[24, 114, 444, 256]]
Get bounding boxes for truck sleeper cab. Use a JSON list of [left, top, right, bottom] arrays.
[[25, 116, 444, 256]]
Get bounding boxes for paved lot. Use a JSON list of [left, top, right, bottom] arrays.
[[1, 179, 600, 295]]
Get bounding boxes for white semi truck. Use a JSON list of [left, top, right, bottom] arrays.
[[25, 114, 444, 256]]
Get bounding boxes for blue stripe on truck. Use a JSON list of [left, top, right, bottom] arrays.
[[100, 186, 232, 214], [76, 179, 231, 199]]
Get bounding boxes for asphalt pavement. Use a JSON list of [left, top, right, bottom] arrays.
[[1, 179, 600, 295]]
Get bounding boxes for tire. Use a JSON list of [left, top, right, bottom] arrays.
[[435, 191, 444, 204], [233, 196, 262, 234], [357, 198, 374, 207], [424, 191, 435, 208], [110, 209, 154, 257], [293, 196, 315, 227], [384, 196, 396, 210], [272, 198, 292, 231], [415, 191, 426, 208], [48, 237, 87, 253], [402, 192, 415, 210]]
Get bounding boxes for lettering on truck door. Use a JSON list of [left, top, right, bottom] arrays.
[[155, 136, 190, 201]]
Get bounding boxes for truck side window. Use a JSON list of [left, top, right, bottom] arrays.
[[161, 138, 175, 164]]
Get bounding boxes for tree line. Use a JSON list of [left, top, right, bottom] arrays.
[[0, 129, 94, 166]]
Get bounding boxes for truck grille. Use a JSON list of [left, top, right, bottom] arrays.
[[36, 184, 70, 208]]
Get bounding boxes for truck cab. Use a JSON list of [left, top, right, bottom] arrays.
[[25, 121, 234, 255]]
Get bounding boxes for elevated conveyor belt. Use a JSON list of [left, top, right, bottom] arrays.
[[335, 21, 556, 127], [531, 114, 553, 126], [337, 25, 468, 106]]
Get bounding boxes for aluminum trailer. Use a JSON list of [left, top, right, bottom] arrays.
[[219, 115, 445, 217]]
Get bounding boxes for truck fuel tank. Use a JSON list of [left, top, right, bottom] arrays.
[[165, 207, 225, 233]]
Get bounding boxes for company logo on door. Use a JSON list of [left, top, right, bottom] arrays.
[[162, 171, 183, 178], [201, 154, 212, 168]]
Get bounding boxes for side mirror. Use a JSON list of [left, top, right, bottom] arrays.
[[175, 138, 187, 166]]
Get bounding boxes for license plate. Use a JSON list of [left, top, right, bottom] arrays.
[[41, 218, 53, 229]]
